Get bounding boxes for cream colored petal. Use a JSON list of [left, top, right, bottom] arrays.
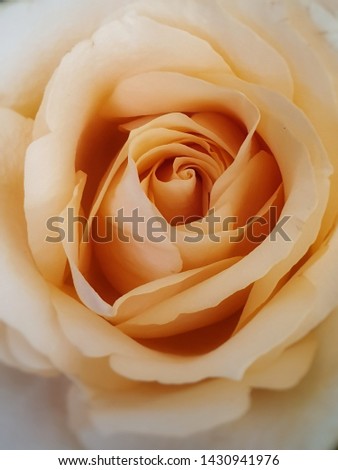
[[134, 0, 293, 97], [0, 0, 130, 116], [1, 323, 57, 377], [0, 110, 91, 373], [69, 378, 250, 440], [194, 308, 338, 450], [42, 15, 232, 135], [24, 134, 76, 284], [307, 1, 338, 52], [6, 328, 56, 376], [0, 108, 63, 372]]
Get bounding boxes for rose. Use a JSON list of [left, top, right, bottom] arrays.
[[0, 0, 338, 450], [1, 0, 338, 450]]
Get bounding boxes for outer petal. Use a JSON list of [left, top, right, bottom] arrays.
[[200, 307, 338, 450], [134, 0, 294, 97], [69, 308, 338, 450], [0, 0, 130, 116], [0, 108, 56, 373], [0, 108, 97, 378], [68, 378, 250, 441], [225, 0, 338, 239]]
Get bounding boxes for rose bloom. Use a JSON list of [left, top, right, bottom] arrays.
[[0, 0, 338, 450]]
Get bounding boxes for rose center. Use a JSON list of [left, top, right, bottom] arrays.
[[123, 112, 237, 224]]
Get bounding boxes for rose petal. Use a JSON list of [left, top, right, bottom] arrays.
[[60, 172, 114, 315], [0, 108, 58, 371], [0, 0, 130, 116], [0, 109, 91, 377], [68, 377, 250, 439], [95, 158, 183, 294], [111, 256, 242, 325], [24, 133, 76, 284], [196, 307, 338, 450], [243, 333, 317, 390], [71, 307, 338, 449], [227, 0, 338, 241], [134, 0, 294, 97], [6, 328, 56, 376]]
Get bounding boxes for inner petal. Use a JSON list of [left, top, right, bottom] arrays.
[[151, 165, 204, 224]]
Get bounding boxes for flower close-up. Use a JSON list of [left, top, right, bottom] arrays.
[[0, 0, 338, 450]]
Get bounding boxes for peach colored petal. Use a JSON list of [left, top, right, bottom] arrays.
[[126, 112, 240, 162], [174, 186, 283, 270], [267, 222, 338, 347], [60, 172, 114, 315], [191, 112, 245, 158], [116, 288, 247, 339], [112, 103, 318, 336], [212, 150, 280, 223], [52, 287, 147, 359], [244, 333, 317, 390], [149, 163, 206, 222], [95, 158, 183, 294], [104, 71, 260, 123], [111, 257, 242, 324]]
